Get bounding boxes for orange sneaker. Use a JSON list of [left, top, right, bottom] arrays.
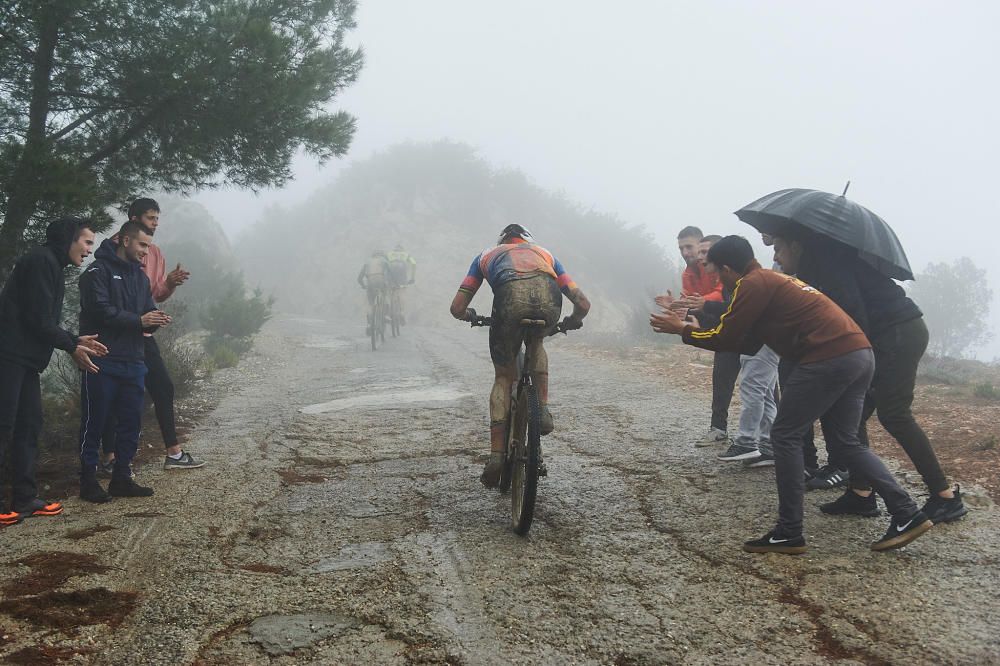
[[1, 511, 23, 527], [15, 499, 64, 518]]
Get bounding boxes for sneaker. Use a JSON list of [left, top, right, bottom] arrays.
[[14, 498, 64, 518], [480, 452, 503, 489], [743, 529, 807, 555], [744, 452, 775, 468], [871, 511, 933, 551], [695, 427, 728, 447], [164, 451, 206, 470], [920, 485, 968, 524], [540, 406, 554, 436], [108, 476, 154, 498], [1, 511, 24, 527], [80, 475, 112, 504], [717, 442, 760, 461], [804, 466, 819, 482], [805, 465, 849, 490], [820, 490, 881, 517]]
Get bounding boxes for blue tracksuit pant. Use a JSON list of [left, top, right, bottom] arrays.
[[79, 362, 146, 476]]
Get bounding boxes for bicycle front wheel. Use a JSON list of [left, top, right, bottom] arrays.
[[510, 382, 541, 535]]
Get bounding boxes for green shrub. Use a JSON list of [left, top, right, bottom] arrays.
[[210, 343, 239, 369], [973, 382, 1000, 400], [202, 273, 274, 339]]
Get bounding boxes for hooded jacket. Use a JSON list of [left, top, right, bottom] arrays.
[[0, 219, 81, 372], [78, 238, 157, 365]]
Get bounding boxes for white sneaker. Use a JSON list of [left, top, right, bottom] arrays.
[[695, 427, 728, 447]]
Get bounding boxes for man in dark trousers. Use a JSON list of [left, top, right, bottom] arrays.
[[650, 236, 932, 554], [772, 232, 966, 523], [78, 221, 171, 502], [0, 217, 107, 525]]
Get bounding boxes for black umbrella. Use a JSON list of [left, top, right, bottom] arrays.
[[734, 188, 914, 281]]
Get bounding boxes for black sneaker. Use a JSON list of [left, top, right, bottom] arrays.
[[871, 511, 933, 551], [108, 476, 154, 498], [717, 443, 759, 461], [743, 529, 807, 555], [744, 453, 775, 468], [805, 465, 849, 490], [820, 490, 881, 517], [920, 485, 968, 523], [80, 475, 112, 504]]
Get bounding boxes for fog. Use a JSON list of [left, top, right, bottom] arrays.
[[194, 1, 1000, 356]]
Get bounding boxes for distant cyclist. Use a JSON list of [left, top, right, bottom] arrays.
[[358, 250, 390, 334], [386, 244, 417, 323], [449, 224, 591, 487]]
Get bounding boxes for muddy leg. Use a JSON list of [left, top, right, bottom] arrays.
[[526, 337, 549, 404], [489, 362, 517, 453]]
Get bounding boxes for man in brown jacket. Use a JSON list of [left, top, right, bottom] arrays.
[[650, 236, 932, 554]]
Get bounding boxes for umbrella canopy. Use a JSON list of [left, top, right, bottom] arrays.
[[734, 188, 914, 281]]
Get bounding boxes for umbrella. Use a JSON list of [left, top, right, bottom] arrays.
[[734, 188, 914, 281]]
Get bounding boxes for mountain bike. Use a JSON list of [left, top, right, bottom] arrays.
[[469, 313, 568, 535], [370, 288, 387, 351], [389, 286, 403, 338]]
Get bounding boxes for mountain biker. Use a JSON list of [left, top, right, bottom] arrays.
[[386, 244, 416, 287], [449, 224, 591, 488], [386, 244, 417, 324], [358, 250, 390, 334]]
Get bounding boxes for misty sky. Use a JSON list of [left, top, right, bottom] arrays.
[[196, 1, 1000, 356]]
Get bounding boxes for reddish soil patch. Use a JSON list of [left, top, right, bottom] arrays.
[[3, 551, 110, 598], [0, 588, 139, 630], [240, 562, 290, 575], [64, 525, 116, 541], [278, 468, 329, 484], [5, 644, 96, 665]]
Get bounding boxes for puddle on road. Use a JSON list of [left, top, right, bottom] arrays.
[[301, 336, 351, 350], [311, 542, 392, 572], [301, 385, 469, 414], [248, 613, 361, 656]]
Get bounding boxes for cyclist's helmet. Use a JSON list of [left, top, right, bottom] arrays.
[[498, 223, 533, 245]]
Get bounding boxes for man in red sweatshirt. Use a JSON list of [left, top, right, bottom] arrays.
[[650, 236, 932, 554]]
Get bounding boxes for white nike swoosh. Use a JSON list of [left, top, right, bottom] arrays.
[[768, 537, 789, 544], [895, 519, 914, 532]]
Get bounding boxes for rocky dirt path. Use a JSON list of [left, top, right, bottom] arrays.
[[1, 315, 998, 665]]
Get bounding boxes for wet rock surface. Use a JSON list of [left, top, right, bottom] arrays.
[[1, 314, 998, 664]]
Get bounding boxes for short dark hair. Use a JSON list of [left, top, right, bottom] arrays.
[[127, 197, 159, 221], [119, 220, 150, 241], [701, 234, 723, 245], [68, 217, 95, 241], [677, 226, 703, 241], [706, 235, 755, 273]]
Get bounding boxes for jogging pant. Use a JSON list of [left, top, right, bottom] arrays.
[[735, 346, 779, 455], [771, 348, 917, 536], [101, 337, 177, 454], [80, 369, 145, 476], [0, 359, 42, 508], [850, 317, 949, 494], [777, 357, 820, 470], [710, 351, 741, 432]]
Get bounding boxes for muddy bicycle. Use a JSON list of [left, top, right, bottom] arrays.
[[369, 288, 387, 351], [469, 314, 568, 535], [389, 286, 403, 338]]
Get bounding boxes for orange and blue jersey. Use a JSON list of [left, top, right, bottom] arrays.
[[458, 239, 577, 296]]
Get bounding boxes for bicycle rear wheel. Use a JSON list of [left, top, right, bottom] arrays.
[[369, 306, 377, 351], [510, 382, 541, 535]]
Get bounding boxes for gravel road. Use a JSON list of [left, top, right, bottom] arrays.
[[1, 315, 998, 665]]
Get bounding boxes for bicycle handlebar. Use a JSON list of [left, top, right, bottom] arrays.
[[468, 315, 569, 336]]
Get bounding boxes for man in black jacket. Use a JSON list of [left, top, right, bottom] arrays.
[[78, 221, 171, 503], [773, 232, 966, 524], [0, 217, 107, 525]]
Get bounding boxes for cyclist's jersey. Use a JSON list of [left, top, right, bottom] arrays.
[[386, 250, 415, 285], [459, 239, 577, 297]]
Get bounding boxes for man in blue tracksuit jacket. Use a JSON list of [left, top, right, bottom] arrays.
[[78, 221, 171, 502]]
